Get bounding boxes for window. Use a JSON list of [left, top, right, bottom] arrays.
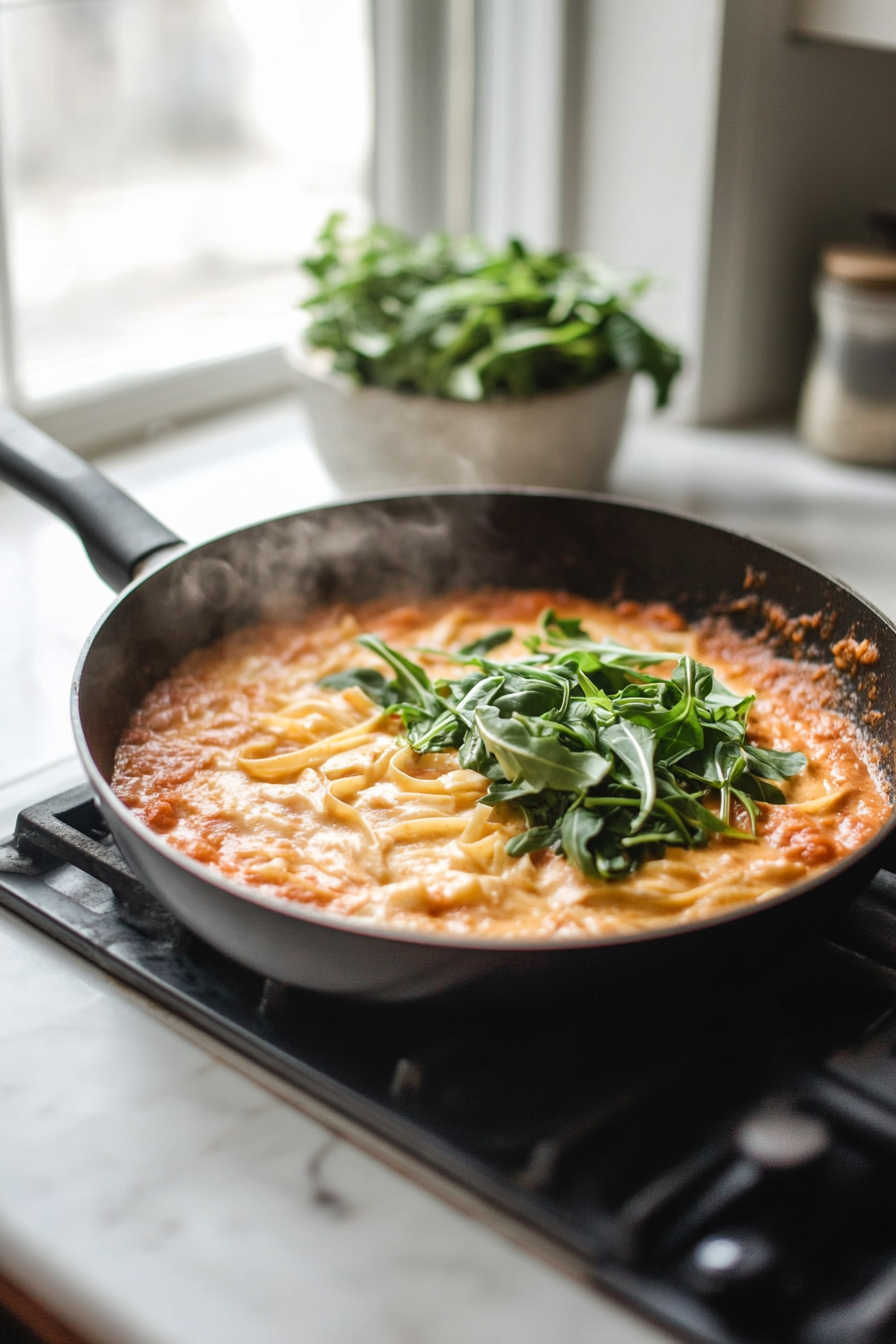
[[0, 0, 372, 444]]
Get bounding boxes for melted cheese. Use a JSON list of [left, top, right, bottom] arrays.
[[111, 590, 891, 939]]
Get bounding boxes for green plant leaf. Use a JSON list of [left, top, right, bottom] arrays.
[[319, 667, 399, 707], [743, 744, 808, 781], [324, 614, 807, 881], [480, 779, 544, 807], [475, 707, 611, 793], [298, 217, 682, 406], [599, 721, 657, 829], [355, 633, 440, 713], [560, 807, 606, 877], [735, 774, 787, 805], [505, 823, 562, 857], [458, 628, 514, 658]]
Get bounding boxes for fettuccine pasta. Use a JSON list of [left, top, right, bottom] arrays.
[[111, 590, 890, 939]]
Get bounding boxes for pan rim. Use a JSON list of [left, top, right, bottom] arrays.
[[72, 486, 896, 955]]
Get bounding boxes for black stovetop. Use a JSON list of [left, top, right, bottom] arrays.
[[5, 784, 896, 1344]]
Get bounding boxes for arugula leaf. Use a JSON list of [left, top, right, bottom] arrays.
[[480, 779, 545, 807], [560, 807, 606, 877], [355, 633, 441, 713], [475, 707, 611, 794], [458, 724, 505, 779], [732, 788, 761, 835], [599, 721, 657, 830], [325, 615, 809, 880], [659, 791, 750, 841], [407, 710, 463, 753], [491, 667, 569, 719], [506, 824, 562, 857], [542, 610, 587, 639], [743, 744, 808, 781], [320, 667, 399, 706], [735, 774, 787, 806], [541, 611, 680, 667], [453, 673, 504, 724], [576, 669, 614, 714], [300, 215, 682, 407], [458, 628, 513, 658]]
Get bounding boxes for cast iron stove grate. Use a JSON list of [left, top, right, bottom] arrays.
[[6, 785, 896, 1344]]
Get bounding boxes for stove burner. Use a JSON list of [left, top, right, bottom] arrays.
[[5, 783, 896, 1344]]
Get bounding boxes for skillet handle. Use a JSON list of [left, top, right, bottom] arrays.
[[0, 410, 183, 591]]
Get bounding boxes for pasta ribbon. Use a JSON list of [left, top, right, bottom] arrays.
[[328, 774, 368, 801], [458, 833, 501, 869], [324, 784, 377, 845], [342, 685, 378, 713], [460, 802, 493, 844], [793, 787, 853, 815], [112, 589, 887, 943], [387, 745, 453, 794], [259, 712, 348, 743], [386, 816, 471, 843], [442, 769, 489, 797], [238, 712, 384, 780]]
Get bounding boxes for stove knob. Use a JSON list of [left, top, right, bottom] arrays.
[[735, 1110, 831, 1171], [683, 1229, 781, 1303]]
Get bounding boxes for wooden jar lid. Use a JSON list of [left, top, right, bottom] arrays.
[[822, 245, 896, 289]]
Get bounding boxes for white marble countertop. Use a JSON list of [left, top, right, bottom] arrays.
[[2, 398, 896, 1343]]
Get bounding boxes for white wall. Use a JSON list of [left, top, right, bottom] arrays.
[[576, 0, 726, 420], [700, 0, 896, 422], [378, 0, 896, 425], [576, 0, 896, 425], [473, 0, 567, 250]]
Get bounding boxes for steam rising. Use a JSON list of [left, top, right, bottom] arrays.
[[80, 494, 892, 793], [81, 493, 520, 774]]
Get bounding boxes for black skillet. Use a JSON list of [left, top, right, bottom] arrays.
[[1, 410, 894, 1001]]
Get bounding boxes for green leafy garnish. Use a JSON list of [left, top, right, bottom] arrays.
[[475, 707, 611, 795], [319, 667, 399, 707], [300, 215, 683, 408], [324, 611, 807, 880], [457, 628, 514, 658]]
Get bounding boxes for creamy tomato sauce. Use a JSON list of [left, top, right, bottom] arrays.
[[111, 590, 890, 939]]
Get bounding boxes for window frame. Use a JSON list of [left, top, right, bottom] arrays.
[[0, 0, 373, 453], [0, 0, 584, 453]]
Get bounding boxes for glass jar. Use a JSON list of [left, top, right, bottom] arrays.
[[798, 246, 896, 464]]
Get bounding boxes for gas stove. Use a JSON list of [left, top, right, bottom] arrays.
[[4, 776, 896, 1344]]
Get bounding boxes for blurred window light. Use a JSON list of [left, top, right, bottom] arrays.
[[0, 0, 373, 404]]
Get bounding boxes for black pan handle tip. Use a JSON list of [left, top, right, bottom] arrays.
[[0, 410, 183, 591]]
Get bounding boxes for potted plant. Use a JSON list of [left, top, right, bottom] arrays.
[[287, 214, 682, 492]]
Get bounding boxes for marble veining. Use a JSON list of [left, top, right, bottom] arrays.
[[0, 910, 671, 1344]]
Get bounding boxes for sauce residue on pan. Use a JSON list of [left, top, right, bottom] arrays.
[[111, 590, 891, 940]]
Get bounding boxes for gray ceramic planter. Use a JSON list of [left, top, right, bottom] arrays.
[[286, 346, 632, 492]]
